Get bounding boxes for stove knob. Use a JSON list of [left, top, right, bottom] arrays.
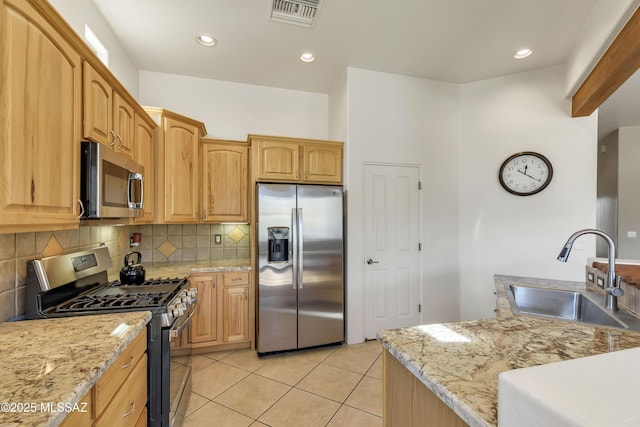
[[187, 287, 197, 298], [172, 306, 184, 317], [181, 295, 193, 305]]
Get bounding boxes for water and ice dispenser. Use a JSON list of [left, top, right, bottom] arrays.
[[268, 227, 289, 262]]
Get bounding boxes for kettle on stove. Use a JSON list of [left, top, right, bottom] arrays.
[[120, 251, 146, 285]]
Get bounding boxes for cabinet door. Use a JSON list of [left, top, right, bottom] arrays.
[[302, 143, 343, 183], [202, 143, 248, 222], [223, 286, 249, 343], [190, 274, 218, 344], [0, 0, 82, 230], [163, 117, 200, 223], [83, 62, 113, 147], [113, 92, 135, 159], [133, 114, 155, 223], [255, 140, 300, 181]]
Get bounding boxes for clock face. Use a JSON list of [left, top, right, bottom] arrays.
[[499, 152, 553, 196]]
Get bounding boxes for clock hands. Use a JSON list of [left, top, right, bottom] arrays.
[[517, 164, 542, 182]]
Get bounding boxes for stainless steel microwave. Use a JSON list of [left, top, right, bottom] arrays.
[[80, 141, 144, 218]]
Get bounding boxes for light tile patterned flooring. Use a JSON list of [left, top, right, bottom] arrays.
[[184, 340, 383, 427]]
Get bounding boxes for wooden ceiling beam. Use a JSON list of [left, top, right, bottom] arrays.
[[572, 6, 640, 117]]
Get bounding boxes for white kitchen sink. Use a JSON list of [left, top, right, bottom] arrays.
[[498, 347, 640, 426]]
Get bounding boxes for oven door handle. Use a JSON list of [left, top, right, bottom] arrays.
[[170, 301, 197, 340]]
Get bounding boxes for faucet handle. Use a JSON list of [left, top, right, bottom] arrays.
[[609, 276, 625, 298]]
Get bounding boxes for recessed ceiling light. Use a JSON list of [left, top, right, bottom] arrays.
[[514, 48, 533, 59], [197, 35, 218, 47], [300, 52, 315, 63]]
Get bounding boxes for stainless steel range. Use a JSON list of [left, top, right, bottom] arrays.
[[25, 247, 196, 427]]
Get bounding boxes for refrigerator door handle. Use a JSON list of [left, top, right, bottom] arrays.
[[292, 208, 298, 290], [297, 208, 304, 289]]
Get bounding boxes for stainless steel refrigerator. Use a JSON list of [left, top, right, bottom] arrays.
[[256, 183, 344, 354]]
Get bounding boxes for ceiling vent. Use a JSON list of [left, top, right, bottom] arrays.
[[270, 0, 321, 28]]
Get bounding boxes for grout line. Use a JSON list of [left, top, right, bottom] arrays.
[[186, 345, 384, 425]]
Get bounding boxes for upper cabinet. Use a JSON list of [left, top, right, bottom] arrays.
[[1, 0, 156, 233], [250, 135, 343, 184], [201, 140, 249, 223], [133, 113, 156, 223], [301, 143, 343, 183], [0, 0, 82, 232], [83, 63, 134, 159], [145, 108, 206, 224]]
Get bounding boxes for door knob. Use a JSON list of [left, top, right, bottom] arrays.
[[366, 259, 379, 265]]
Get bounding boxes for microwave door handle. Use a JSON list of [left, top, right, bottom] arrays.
[[128, 173, 144, 209]]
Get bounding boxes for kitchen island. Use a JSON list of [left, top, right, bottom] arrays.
[[0, 311, 150, 427], [378, 275, 640, 426]]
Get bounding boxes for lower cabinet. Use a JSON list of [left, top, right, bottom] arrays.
[[189, 274, 219, 344], [189, 271, 250, 350], [383, 349, 467, 427], [60, 331, 147, 427]]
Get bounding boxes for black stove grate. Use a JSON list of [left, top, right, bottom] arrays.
[[55, 292, 171, 312], [53, 277, 189, 313], [107, 277, 189, 287]]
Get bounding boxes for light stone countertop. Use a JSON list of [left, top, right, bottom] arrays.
[[0, 311, 151, 427], [109, 259, 252, 282], [377, 275, 640, 427]]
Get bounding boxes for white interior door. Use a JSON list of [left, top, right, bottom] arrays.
[[364, 164, 421, 339]]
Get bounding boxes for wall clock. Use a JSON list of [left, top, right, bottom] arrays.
[[498, 152, 553, 196]]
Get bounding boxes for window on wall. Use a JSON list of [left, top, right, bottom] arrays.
[[84, 25, 109, 66]]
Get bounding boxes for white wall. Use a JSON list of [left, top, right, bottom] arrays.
[[139, 71, 328, 141], [343, 67, 461, 344], [617, 126, 640, 258], [328, 72, 348, 150], [459, 65, 598, 321], [49, 0, 140, 98]]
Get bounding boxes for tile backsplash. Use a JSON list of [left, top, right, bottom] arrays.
[[0, 223, 250, 322]]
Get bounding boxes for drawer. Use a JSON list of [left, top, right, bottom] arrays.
[[95, 353, 147, 427], [94, 331, 146, 415], [223, 271, 249, 287]]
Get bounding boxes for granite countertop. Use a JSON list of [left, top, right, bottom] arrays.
[[109, 259, 252, 282], [0, 311, 151, 427], [378, 275, 640, 427]]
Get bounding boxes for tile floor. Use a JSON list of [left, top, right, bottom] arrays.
[[184, 340, 383, 427]]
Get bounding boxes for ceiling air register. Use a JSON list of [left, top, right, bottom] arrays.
[[270, 0, 322, 27]]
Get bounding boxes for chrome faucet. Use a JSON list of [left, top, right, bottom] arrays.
[[557, 229, 623, 311]]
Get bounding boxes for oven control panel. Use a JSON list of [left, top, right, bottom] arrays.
[[71, 254, 98, 272], [161, 287, 197, 328]]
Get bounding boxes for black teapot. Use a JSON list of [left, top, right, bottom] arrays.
[[120, 252, 146, 285]]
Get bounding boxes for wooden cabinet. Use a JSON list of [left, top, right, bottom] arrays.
[[223, 284, 249, 343], [59, 331, 147, 427], [250, 135, 343, 184], [83, 62, 135, 159], [253, 140, 300, 182], [0, 0, 82, 232], [383, 350, 467, 426], [133, 113, 156, 223], [83, 62, 112, 146], [189, 274, 219, 344], [145, 108, 206, 224], [59, 391, 92, 427], [94, 331, 147, 427], [189, 271, 251, 350], [112, 92, 135, 158], [302, 143, 343, 183], [201, 140, 249, 223]]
